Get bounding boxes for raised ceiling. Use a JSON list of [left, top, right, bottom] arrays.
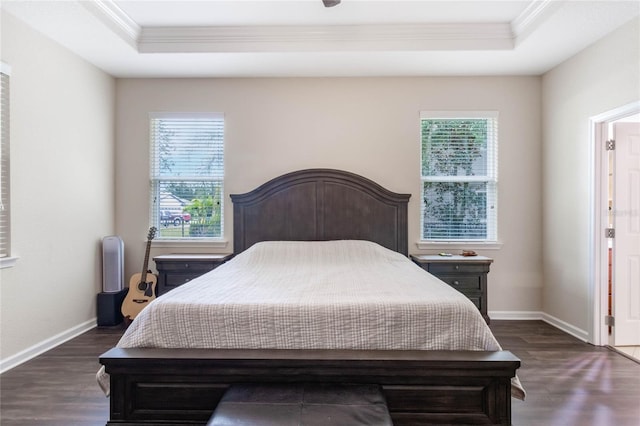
[[2, 0, 639, 77]]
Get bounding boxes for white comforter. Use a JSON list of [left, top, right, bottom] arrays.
[[99, 240, 524, 398], [119, 240, 498, 351]]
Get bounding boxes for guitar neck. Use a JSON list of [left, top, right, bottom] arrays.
[[140, 239, 152, 282]]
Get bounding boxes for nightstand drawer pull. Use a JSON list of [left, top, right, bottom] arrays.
[[439, 276, 481, 290], [426, 263, 490, 274], [166, 273, 202, 286], [184, 263, 190, 268]]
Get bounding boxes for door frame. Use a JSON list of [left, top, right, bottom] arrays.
[[589, 100, 640, 346]]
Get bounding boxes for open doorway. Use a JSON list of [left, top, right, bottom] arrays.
[[590, 101, 640, 355]]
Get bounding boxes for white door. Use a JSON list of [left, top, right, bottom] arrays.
[[613, 122, 640, 346]]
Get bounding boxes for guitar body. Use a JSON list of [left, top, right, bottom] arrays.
[[121, 227, 157, 321], [121, 272, 157, 320]]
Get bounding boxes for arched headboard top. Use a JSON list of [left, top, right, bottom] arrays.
[[230, 169, 411, 256]]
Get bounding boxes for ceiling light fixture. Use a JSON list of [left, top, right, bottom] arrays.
[[322, 0, 341, 7]]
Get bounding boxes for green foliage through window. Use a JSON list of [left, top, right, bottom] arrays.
[[420, 113, 497, 241]]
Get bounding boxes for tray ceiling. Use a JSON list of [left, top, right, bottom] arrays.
[[2, 0, 638, 77]]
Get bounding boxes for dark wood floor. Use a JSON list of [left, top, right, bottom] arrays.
[[1, 320, 639, 426], [491, 321, 640, 426]]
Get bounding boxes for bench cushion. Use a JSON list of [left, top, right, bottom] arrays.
[[208, 383, 393, 426]]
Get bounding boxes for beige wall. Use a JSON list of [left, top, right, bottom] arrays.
[[116, 76, 543, 314], [541, 18, 640, 336], [0, 12, 115, 365], [0, 0, 635, 373]]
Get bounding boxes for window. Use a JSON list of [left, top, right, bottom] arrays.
[[1, 63, 11, 261], [150, 113, 224, 239], [420, 111, 498, 242]]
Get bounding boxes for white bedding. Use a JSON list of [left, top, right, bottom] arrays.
[[98, 240, 524, 399]]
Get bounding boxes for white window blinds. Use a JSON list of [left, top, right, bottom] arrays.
[[0, 67, 10, 257], [420, 111, 498, 241], [150, 113, 225, 239]]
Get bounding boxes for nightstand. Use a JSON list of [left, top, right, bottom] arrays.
[[410, 254, 493, 324], [153, 253, 233, 296]]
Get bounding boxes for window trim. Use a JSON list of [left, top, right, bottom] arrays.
[[0, 61, 18, 268], [419, 110, 499, 244], [415, 240, 503, 250], [149, 112, 225, 242], [0, 62, 10, 76]]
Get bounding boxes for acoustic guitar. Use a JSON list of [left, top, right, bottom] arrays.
[[121, 227, 157, 321]]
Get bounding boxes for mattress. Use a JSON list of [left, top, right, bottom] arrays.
[[98, 240, 524, 399]]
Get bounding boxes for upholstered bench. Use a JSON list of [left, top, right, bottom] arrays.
[[207, 383, 393, 426]]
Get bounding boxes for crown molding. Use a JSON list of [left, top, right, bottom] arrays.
[[138, 23, 514, 53], [82, 0, 563, 54], [511, 0, 563, 45], [81, 0, 141, 49]]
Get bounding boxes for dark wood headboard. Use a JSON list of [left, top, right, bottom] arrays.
[[230, 169, 411, 256]]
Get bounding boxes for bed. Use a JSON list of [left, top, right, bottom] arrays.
[[99, 168, 522, 425]]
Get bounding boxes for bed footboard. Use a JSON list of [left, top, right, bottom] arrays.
[[100, 348, 520, 426]]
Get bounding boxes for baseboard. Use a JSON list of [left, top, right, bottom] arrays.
[[540, 312, 589, 342], [490, 310, 589, 342], [489, 310, 544, 321], [0, 318, 97, 374]]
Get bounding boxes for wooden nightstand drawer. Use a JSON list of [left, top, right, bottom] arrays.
[[427, 263, 490, 275], [158, 262, 214, 273], [154, 254, 232, 295], [165, 273, 203, 287], [436, 275, 481, 290]]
